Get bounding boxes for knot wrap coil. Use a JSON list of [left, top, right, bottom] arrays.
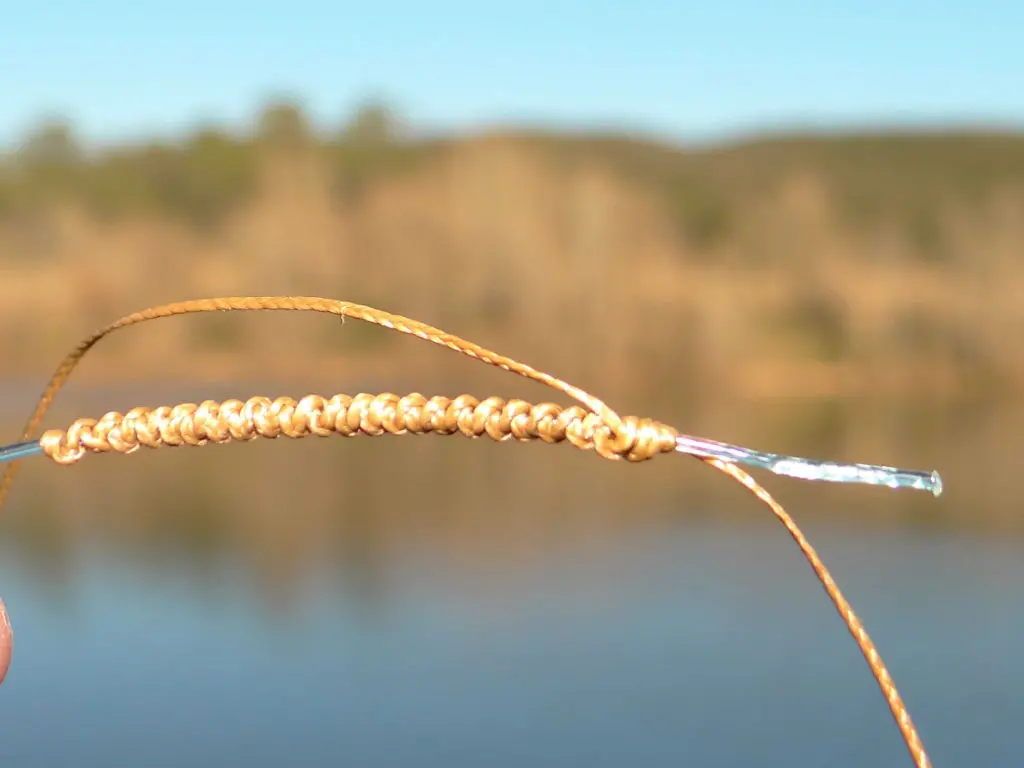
[[39, 394, 680, 465]]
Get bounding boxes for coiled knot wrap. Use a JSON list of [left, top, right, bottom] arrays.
[[39, 393, 680, 466]]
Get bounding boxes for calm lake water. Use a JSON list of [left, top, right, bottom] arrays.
[[0, 383, 1022, 767]]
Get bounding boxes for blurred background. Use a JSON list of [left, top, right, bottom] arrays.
[[2, 2, 1023, 766]]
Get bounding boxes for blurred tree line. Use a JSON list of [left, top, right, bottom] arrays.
[[2, 97, 1024, 394], [3, 97, 1023, 264], [0, 97, 431, 229]]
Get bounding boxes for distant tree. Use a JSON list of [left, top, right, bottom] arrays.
[[18, 116, 82, 169], [148, 124, 258, 228], [255, 97, 312, 150], [340, 99, 404, 146]]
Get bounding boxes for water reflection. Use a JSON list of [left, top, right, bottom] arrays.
[[0, 383, 1022, 766]]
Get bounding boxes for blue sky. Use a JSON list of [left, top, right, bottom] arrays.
[[3, 1, 1022, 148]]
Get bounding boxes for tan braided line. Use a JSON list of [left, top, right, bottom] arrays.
[[0, 297, 644, 508], [706, 458, 931, 768], [0, 296, 931, 768]]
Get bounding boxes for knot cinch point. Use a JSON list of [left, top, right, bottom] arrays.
[[592, 415, 678, 462]]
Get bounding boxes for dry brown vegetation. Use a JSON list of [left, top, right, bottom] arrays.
[[2, 104, 1023, 400]]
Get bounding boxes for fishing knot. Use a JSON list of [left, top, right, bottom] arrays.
[[0, 296, 935, 768], [591, 415, 678, 462], [33, 394, 677, 466], [40, 407, 157, 465]]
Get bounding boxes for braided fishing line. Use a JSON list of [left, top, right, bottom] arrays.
[[0, 296, 939, 768]]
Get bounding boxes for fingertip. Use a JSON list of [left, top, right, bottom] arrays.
[[0, 597, 12, 685]]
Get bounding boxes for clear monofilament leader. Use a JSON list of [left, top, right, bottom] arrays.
[[0, 441, 43, 464], [674, 435, 943, 496]]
